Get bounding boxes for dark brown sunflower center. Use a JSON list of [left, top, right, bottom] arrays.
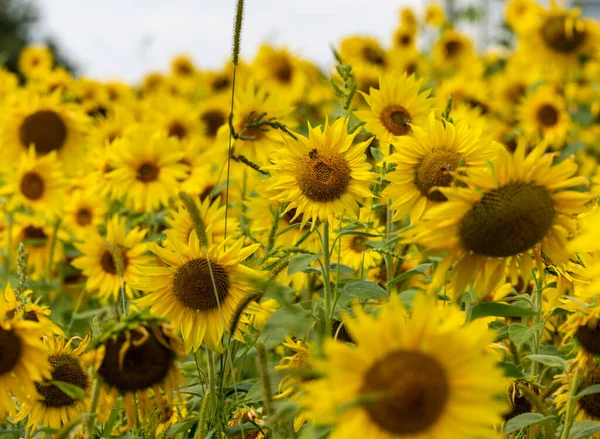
[[36, 354, 89, 408], [23, 226, 48, 246], [503, 387, 534, 421], [176, 62, 193, 76], [332, 320, 354, 343], [381, 106, 412, 136], [415, 150, 462, 202], [173, 258, 230, 311], [506, 83, 527, 104], [19, 110, 68, 154], [351, 236, 366, 252], [274, 58, 293, 83], [576, 320, 600, 356], [541, 15, 587, 54], [361, 350, 449, 435], [199, 184, 216, 201], [398, 34, 413, 47], [20, 171, 45, 200], [136, 162, 159, 182], [297, 149, 351, 203], [168, 120, 188, 139], [0, 327, 22, 375], [201, 109, 226, 138], [76, 208, 93, 226], [579, 370, 600, 419], [98, 325, 176, 392], [445, 40, 463, 58], [212, 76, 230, 92], [240, 113, 266, 140], [362, 46, 386, 66], [537, 104, 559, 127], [459, 182, 555, 257], [100, 248, 129, 275]]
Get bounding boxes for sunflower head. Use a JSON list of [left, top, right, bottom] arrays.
[[18, 45, 53, 78]]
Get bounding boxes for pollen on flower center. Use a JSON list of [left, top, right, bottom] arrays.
[[381, 105, 412, 136], [361, 350, 449, 435], [136, 162, 159, 182], [541, 15, 587, 53], [20, 171, 45, 200], [415, 150, 462, 202], [297, 149, 351, 202], [459, 182, 555, 257], [173, 258, 230, 311], [36, 354, 88, 408], [0, 327, 22, 375], [19, 110, 68, 154], [537, 104, 559, 127]]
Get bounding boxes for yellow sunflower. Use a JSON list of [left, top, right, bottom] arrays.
[[408, 141, 591, 299], [433, 29, 475, 73], [339, 36, 389, 72], [143, 94, 200, 141], [519, 85, 571, 147], [1, 283, 63, 336], [265, 117, 376, 229], [382, 113, 499, 223], [134, 231, 262, 351], [197, 95, 230, 145], [392, 26, 416, 51], [253, 45, 308, 101], [554, 363, 600, 422], [505, 0, 543, 33], [72, 215, 152, 303], [301, 293, 506, 438], [63, 188, 107, 241], [425, 3, 445, 27], [16, 335, 91, 435], [86, 104, 135, 150], [18, 45, 53, 79], [354, 73, 435, 147], [107, 126, 188, 212], [332, 207, 383, 271]]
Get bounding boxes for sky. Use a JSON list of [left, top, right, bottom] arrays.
[[35, 0, 424, 84]]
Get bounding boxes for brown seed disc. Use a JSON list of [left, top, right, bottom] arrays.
[[22, 226, 48, 246], [537, 104, 559, 127], [36, 354, 89, 408], [296, 149, 351, 203], [20, 171, 45, 200], [579, 370, 600, 419], [362, 46, 386, 66], [414, 150, 462, 202], [172, 258, 230, 311], [380, 105, 412, 136], [19, 110, 68, 154], [576, 323, 600, 356], [201, 109, 226, 139], [136, 162, 160, 182], [167, 120, 188, 140], [75, 207, 93, 226], [100, 248, 129, 276], [0, 327, 22, 375], [541, 15, 587, 54]]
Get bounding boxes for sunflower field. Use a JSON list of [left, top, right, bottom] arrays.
[[2, 0, 600, 438]]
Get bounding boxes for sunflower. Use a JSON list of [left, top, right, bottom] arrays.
[[333, 207, 383, 271], [382, 113, 499, 223], [197, 95, 230, 145], [269, 118, 375, 230], [301, 293, 506, 438], [86, 104, 135, 150], [1, 283, 63, 335], [16, 335, 91, 435], [172, 139, 214, 197], [253, 45, 308, 101], [505, 0, 543, 32], [425, 3, 445, 27], [0, 146, 64, 216], [72, 215, 152, 303], [144, 94, 200, 141], [433, 29, 475, 73], [107, 126, 188, 212], [92, 313, 185, 431], [392, 26, 416, 51], [554, 363, 600, 422], [407, 141, 591, 299], [18, 45, 53, 79], [339, 36, 388, 71], [0, 288, 52, 420], [519, 85, 571, 147], [354, 73, 435, 147], [134, 231, 262, 351], [559, 298, 600, 368], [63, 188, 107, 241]]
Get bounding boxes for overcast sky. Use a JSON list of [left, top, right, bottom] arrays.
[[35, 0, 424, 83]]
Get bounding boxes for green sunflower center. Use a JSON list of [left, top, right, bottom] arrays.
[[19, 110, 68, 154], [173, 258, 230, 311], [22, 226, 48, 247], [361, 350, 449, 435], [20, 171, 45, 200], [537, 104, 559, 127], [297, 149, 351, 203], [0, 327, 22, 375], [168, 120, 188, 140], [579, 370, 600, 419], [381, 105, 412, 136], [100, 248, 129, 275], [76, 207, 93, 226], [415, 150, 462, 202], [136, 162, 159, 182], [541, 15, 587, 54], [576, 320, 600, 356], [36, 354, 88, 408], [201, 109, 226, 139], [459, 182, 555, 257], [98, 325, 175, 393]]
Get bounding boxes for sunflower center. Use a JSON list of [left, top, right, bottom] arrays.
[[100, 248, 129, 275], [136, 162, 159, 182], [168, 120, 188, 139], [98, 325, 175, 392], [76, 207, 93, 226], [381, 106, 412, 136], [579, 370, 600, 419], [23, 226, 48, 246], [212, 76, 230, 92], [0, 327, 22, 375], [415, 150, 462, 202], [398, 34, 413, 47], [504, 387, 534, 421], [201, 109, 226, 139], [36, 354, 88, 408], [297, 150, 351, 203], [459, 182, 555, 257], [362, 46, 386, 66], [172, 258, 230, 311], [20, 171, 45, 200], [445, 40, 463, 58], [19, 110, 68, 154], [350, 236, 366, 252], [537, 104, 559, 127], [361, 350, 449, 435], [274, 58, 293, 83], [541, 15, 587, 54], [576, 320, 600, 356]]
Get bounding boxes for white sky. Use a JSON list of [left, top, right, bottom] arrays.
[[35, 0, 424, 83]]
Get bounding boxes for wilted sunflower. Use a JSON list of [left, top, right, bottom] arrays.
[[18, 45, 53, 79], [408, 141, 590, 299], [72, 215, 152, 302], [92, 314, 184, 431], [301, 294, 506, 438], [266, 117, 375, 229], [134, 231, 262, 351], [354, 73, 435, 147], [16, 335, 91, 435], [519, 85, 571, 147], [382, 113, 499, 223]]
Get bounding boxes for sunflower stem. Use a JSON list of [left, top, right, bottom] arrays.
[[179, 191, 209, 248], [4, 211, 12, 281], [46, 218, 61, 281], [560, 366, 579, 439], [84, 377, 102, 439], [205, 347, 218, 417], [322, 220, 333, 338], [532, 271, 544, 379], [256, 342, 273, 418]]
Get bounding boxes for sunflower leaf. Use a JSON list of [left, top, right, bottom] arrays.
[[505, 413, 556, 434], [525, 354, 568, 372], [343, 281, 388, 300], [575, 384, 600, 400], [51, 380, 86, 401], [469, 302, 535, 320], [287, 253, 322, 275], [568, 420, 600, 439]]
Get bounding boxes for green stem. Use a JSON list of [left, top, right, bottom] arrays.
[[205, 347, 218, 415], [532, 272, 544, 378], [47, 218, 61, 281], [85, 377, 101, 439], [322, 221, 333, 338], [560, 367, 579, 439], [4, 212, 12, 280]]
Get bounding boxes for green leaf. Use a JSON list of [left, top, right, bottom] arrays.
[[387, 263, 431, 285], [509, 323, 534, 346], [167, 419, 196, 436], [259, 304, 313, 348], [498, 361, 524, 378], [506, 413, 556, 434], [469, 302, 535, 320], [51, 381, 86, 401], [569, 420, 600, 439], [570, 107, 594, 126], [343, 281, 388, 300], [227, 422, 262, 437], [576, 384, 600, 400], [287, 253, 322, 275], [526, 354, 568, 371], [370, 146, 384, 162]]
